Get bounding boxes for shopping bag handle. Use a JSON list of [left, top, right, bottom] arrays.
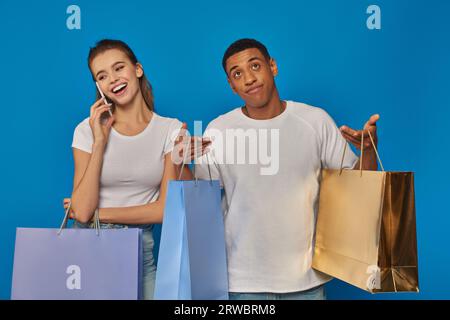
[[57, 200, 101, 236], [177, 137, 213, 184], [339, 129, 384, 176]]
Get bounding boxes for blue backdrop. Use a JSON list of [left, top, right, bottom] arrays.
[[0, 0, 448, 299]]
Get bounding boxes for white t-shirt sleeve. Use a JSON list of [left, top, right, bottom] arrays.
[[163, 118, 183, 155], [72, 119, 93, 154], [319, 109, 358, 169]]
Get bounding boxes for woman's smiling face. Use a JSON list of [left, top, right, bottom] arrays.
[[90, 48, 143, 106]]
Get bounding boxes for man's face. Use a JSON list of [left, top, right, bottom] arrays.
[[225, 48, 278, 108]]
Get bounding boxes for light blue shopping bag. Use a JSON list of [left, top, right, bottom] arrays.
[[11, 207, 143, 300], [154, 179, 229, 300]]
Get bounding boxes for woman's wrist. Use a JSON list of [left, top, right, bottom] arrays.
[[97, 208, 105, 223], [92, 140, 107, 152]]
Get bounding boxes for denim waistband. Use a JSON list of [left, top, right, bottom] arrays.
[[73, 220, 154, 231]]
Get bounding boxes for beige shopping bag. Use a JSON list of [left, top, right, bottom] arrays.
[[312, 131, 419, 293]]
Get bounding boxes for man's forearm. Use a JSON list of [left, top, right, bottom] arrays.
[[175, 164, 193, 180], [353, 149, 378, 171]]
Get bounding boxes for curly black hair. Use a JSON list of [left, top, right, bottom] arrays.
[[222, 38, 271, 74]]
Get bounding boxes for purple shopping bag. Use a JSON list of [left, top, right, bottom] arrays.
[[11, 209, 143, 300]]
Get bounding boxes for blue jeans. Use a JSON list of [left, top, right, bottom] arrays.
[[73, 221, 157, 300], [228, 285, 326, 300]]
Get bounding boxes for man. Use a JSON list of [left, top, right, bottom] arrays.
[[195, 38, 380, 300]]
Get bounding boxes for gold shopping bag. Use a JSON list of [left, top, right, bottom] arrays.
[[312, 131, 419, 293]]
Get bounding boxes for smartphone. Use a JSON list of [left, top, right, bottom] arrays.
[[95, 82, 113, 123]]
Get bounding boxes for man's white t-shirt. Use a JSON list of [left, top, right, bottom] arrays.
[[195, 101, 358, 293], [72, 113, 182, 208]]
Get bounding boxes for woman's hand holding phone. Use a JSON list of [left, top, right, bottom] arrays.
[[89, 98, 115, 146]]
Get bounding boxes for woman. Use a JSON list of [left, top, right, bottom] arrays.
[[66, 39, 209, 299]]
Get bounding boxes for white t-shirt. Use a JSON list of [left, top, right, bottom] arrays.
[[72, 113, 182, 208], [195, 101, 358, 293]]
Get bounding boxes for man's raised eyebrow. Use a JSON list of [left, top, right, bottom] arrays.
[[228, 64, 239, 75], [248, 56, 263, 63], [228, 56, 263, 75], [95, 61, 126, 78]]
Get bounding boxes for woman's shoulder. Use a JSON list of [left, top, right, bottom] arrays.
[[72, 117, 93, 153], [73, 117, 91, 135], [73, 117, 93, 142], [153, 113, 182, 130], [74, 117, 91, 131]]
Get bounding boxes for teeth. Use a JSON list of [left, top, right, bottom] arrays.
[[112, 83, 127, 93]]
